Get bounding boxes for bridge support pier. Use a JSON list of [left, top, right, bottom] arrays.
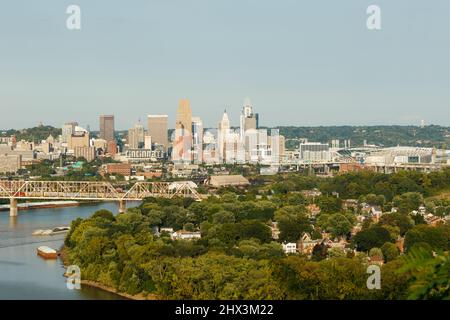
[[119, 200, 126, 214], [10, 198, 18, 217]]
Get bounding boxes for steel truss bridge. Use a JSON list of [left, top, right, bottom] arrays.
[[0, 180, 202, 217]]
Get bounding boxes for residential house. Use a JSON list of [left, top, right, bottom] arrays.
[[343, 199, 358, 212], [306, 204, 321, 217], [298, 233, 319, 255], [424, 214, 446, 226], [160, 227, 174, 233], [323, 238, 348, 251], [369, 255, 384, 266], [171, 230, 202, 241], [300, 189, 322, 198], [282, 242, 297, 254], [370, 206, 383, 222], [270, 222, 280, 240]]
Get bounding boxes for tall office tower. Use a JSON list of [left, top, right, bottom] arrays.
[[68, 132, 90, 150], [175, 99, 192, 137], [74, 146, 96, 162], [279, 135, 286, 157], [192, 117, 203, 163], [62, 122, 78, 143], [147, 115, 168, 149], [99, 115, 115, 142], [267, 131, 285, 165], [68, 126, 89, 150], [128, 122, 145, 149], [144, 135, 152, 149], [239, 98, 258, 141], [173, 99, 193, 163], [218, 110, 231, 162]]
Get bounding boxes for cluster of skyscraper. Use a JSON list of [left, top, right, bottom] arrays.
[[61, 116, 118, 161], [59, 98, 284, 165], [170, 98, 283, 165]]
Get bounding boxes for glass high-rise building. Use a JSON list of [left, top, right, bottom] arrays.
[[175, 99, 192, 136], [173, 99, 193, 163]]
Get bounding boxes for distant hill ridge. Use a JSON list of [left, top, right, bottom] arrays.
[[1, 125, 449, 148]]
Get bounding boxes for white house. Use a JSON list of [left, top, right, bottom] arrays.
[[282, 242, 297, 254], [171, 230, 202, 241]]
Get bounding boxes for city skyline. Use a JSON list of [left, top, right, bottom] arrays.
[[1, 1, 450, 129], [2, 96, 450, 132]]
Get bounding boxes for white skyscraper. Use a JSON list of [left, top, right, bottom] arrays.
[[218, 110, 231, 162], [192, 117, 203, 164], [128, 122, 145, 149], [240, 98, 258, 141], [144, 135, 152, 149]]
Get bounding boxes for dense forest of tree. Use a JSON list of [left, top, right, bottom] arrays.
[[253, 168, 450, 200]]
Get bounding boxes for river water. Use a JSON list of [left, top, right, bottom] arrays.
[[0, 202, 139, 300]]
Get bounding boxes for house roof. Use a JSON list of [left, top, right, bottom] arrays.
[[174, 230, 201, 235]]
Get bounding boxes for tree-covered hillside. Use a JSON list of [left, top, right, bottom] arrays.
[[1, 125, 449, 148], [275, 125, 449, 149], [1, 126, 62, 143]]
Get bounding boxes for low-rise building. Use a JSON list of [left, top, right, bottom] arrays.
[[324, 238, 348, 250], [0, 154, 22, 174], [424, 214, 446, 226], [136, 171, 163, 179], [343, 199, 358, 211], [282, 242, 297, 254], [207, 175, 250, 187], [300, 189, 322, 198], [171, 230, 202, 241], [104, 163, 132, 176], [298, 233, 319, 255]]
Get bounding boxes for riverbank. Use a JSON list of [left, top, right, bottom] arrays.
[[79, 280, 157, 300], [60, 246, 160, 301], [0, 201, 133, 299]]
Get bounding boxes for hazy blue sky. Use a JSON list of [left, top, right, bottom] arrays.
[[0, 0, 449, 130]]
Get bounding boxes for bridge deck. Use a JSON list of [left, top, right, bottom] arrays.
[[0, 181, 202, 201]]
